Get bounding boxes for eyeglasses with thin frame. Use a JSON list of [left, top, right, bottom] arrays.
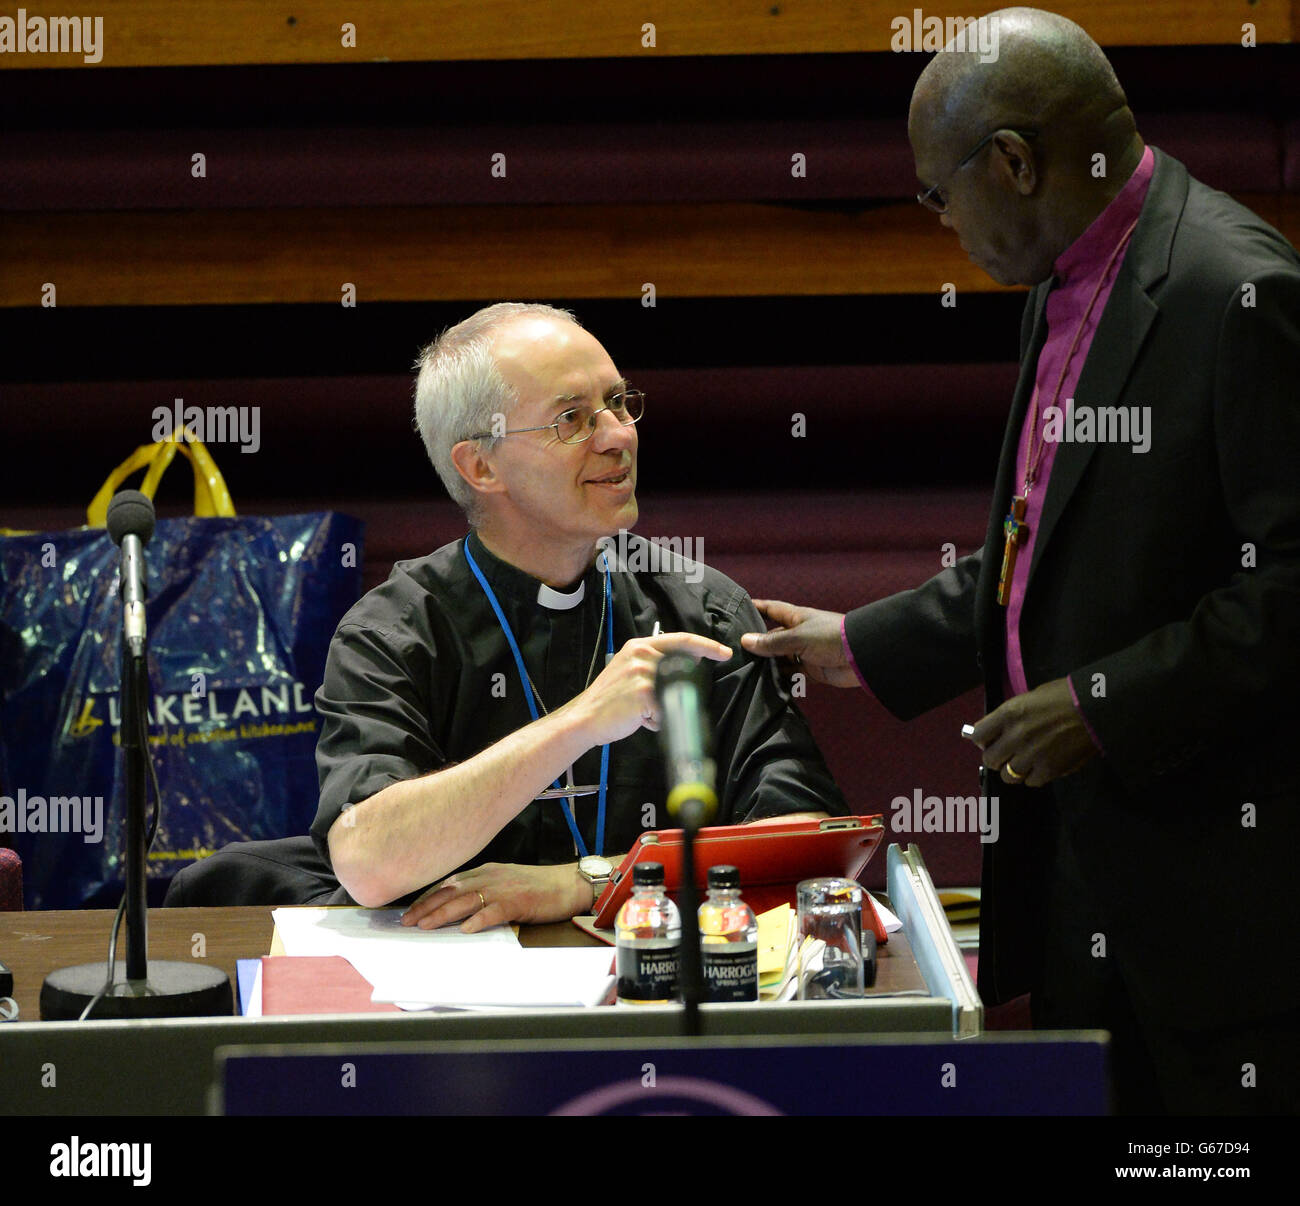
[[466, 389, 645, 445], [916, 128, 1038, 214]]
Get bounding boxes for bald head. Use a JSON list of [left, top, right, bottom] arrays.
[[913, 9, 1131, 151], [908, 7, 1144, 285]]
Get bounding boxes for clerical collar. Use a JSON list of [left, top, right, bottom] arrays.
[[535, 580, 585, 610], [465, 530, 599, 611], [1053, 145, 1155, 286]]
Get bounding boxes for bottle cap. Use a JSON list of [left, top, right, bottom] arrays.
[[632, 861, 665, 887], [707, 864, 740, 889]]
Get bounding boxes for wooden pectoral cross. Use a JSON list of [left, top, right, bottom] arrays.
[[997, 495, 1028, 606]]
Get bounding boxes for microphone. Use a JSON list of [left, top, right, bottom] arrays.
[[654, 652, 718, 830], [43, 485, 231, 1022], [106, 490, 156, 660], [654, 652, 717, 1034]]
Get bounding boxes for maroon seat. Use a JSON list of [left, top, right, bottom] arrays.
[[1285, 118, 1300, 192], [2, 111, 1286, 211], [0, 848, 23, 912]]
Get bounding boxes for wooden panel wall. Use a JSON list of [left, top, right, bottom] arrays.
[[0, 1, 1292, 70], [5, 197, 1296, 308]]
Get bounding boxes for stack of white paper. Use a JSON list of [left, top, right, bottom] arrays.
[[270, 907, 614, 1010], [373, 947, 618, 1009]]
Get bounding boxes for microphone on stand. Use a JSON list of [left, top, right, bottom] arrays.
[[41, 490, 231, 1020], [106, 490, 155, 661], [654, 653, 718, 1037], [655, 652, 718, 835]]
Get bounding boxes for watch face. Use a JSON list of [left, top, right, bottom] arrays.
[[579, 856, 613, 880]]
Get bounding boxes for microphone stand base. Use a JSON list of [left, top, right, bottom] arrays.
[[40, 961, 232, 1021]]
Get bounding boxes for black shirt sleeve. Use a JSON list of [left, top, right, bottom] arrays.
[[708, 588, 851, 823], [311, 615, 444, 862], [310, 544, 851, 876]]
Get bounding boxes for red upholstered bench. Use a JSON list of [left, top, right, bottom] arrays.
[[0, 848, 23, 912]]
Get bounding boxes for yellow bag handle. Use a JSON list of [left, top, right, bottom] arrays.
[[86, 429, 236, 527]]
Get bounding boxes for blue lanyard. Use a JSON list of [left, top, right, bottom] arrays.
[[463, 539, 612, 857]]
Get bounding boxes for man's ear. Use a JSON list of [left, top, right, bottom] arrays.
[[994, 131, 1038, 197], [450, 440, 506, 499]]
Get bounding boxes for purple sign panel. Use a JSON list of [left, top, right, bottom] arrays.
[[218, 1038, 1109, 1115]]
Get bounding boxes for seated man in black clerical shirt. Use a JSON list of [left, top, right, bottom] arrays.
[[166, 302, 846, 921]]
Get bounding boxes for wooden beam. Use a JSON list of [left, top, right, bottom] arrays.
[[0, 202, 1016, 305], [0, 1, 1291, 71], [4, 196, 1295, 307]]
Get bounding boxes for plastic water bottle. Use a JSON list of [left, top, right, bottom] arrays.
[[699, 864, 759, 1002], [615, 862, 681, 1005]]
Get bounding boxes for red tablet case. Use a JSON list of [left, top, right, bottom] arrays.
[[591, 814, 888, 941]]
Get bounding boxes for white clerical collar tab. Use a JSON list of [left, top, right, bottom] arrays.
[[537, 580, 586, 610]]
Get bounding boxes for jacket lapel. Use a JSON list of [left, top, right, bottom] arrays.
[[1025, 149, 1184, 588]]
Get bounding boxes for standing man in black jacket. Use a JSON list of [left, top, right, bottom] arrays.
[[744, 7, 1300, 1114]]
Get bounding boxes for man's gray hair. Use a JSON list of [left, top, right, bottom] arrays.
[[412, 302, 582, 518]]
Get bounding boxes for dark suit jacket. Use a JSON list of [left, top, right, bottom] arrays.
[[845, 150, 1300, 1030]]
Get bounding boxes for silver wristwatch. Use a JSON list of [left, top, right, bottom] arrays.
[[577, 855, 615, 907]]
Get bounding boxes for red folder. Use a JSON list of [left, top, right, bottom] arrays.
[[591, 814, 888, 941], [260, 955, 402, 1015]]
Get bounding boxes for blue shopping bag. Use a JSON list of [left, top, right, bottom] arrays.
[[0, 434, 364, 909]]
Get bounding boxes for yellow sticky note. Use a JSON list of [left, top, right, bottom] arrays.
[[757, 903, 793, 978]]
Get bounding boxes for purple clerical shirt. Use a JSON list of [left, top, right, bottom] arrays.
[[1002, 146, 1154, 744], [841, 146, 1156, 749]]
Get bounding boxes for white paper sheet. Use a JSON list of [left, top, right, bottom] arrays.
[[373, 946, 617, 1010], [872, 896, 904, 933], [270, 906, 518, 993], [270, 907, 613, 1009], [272, 906, 520, 951]]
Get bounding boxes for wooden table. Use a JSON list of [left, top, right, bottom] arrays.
[[0, 904, 947, 1115], [1, 906, 597, 1022], [2, 904, 926, 1022]]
